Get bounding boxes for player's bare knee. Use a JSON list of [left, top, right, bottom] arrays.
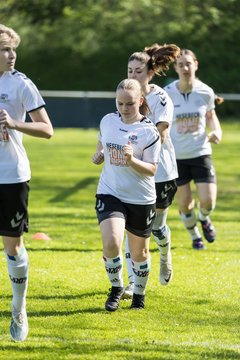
[[131, 248, 149, 262]]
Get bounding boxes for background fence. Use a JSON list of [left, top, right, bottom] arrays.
[[40, 91, 240, 128]]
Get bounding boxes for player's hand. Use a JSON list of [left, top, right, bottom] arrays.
[[207, 130, 222, 144], [0, 109, 16, 129], [215, 96, 224, 105], [92, 151, 104, 165], [123, 141, 133, 164]]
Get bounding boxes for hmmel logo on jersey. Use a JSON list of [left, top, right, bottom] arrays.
[[0, 93, 8, 101]]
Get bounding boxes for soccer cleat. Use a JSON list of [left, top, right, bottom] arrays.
[[192, 238, 205, 250], [105, 286, 124, 312], [160, 253, 173, 286], [130, 293, 145, 310], [122, 282, 134, 300], [200, 219, 216, 243], [10, 307, 28, 342]]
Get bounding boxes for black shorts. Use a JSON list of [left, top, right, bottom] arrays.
[[155, 179, 177, 209], [95, 194, 156, 238], [0, 182, 29, 237], [176, 155, 216, 186]]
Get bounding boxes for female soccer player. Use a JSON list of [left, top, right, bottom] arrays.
[[164, 49, 222, 249], [0, 24, 53, 341], [123, 43, 180, 298], [92, 79, 161, 311]]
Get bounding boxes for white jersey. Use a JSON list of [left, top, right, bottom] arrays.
[[164, 79, 215, 159], [0, 70, 45, 184], [97, 112, 161, 204], [146, 84, 178, 182]]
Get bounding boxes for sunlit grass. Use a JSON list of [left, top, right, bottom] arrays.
[[0, 122, 239, 359]]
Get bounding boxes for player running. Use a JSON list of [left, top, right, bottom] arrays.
[[92, 79, 161, 311], [123, 43, 180, 298], [164, 49, 222, 249], [0, 24, 53, 341]]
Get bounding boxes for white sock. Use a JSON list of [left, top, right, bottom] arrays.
[[6, 246, 28, 312], [180, 210, 201, 241], [103, 255, 123, 288], [152, 225, 171, 259], [132, 258, 151, 295], [198, 203, 213, 222], [152, 209, 168, 229], [125, 234, 134, 284]]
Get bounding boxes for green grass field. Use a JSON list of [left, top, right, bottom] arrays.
[[0, 121, 239, 359]]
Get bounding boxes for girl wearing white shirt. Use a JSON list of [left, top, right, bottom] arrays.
[[165, 49, 222, 249], [123, 43, 180, 297], [92, 79, 161, 311], [0, 24, 53, 342]]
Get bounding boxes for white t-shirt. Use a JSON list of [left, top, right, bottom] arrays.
[[97, 112, 161, 204], [164, 79, 215, 159], [146, 84, 178, 182], [0, 70, 45, 184]]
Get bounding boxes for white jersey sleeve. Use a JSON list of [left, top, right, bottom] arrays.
[[0, 70, 45, 184], [146, 86, 172, 126], [146, 85, 178, 182], [19, 74, 46, 112]]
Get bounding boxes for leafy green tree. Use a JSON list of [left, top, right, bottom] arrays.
[[1, 0, 239, 106]]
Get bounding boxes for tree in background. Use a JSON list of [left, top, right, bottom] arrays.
[[1, 0, 239, 100]]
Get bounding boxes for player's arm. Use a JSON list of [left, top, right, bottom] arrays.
[[92, 140, 104, 165], [0, 107, 53, 139], [206, 109, 222, 144], [215, 95, 224, 105], [123, 142, 157, 176], [156, 122, 169, 144], [129, 159, 157, 176]]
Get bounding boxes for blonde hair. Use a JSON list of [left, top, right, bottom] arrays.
[[0, 24, 21, 47], [128, 43, 180, 76], [116, 79, 150, 116]]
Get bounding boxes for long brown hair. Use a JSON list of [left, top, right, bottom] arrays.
[[128, 43, 180, 76]]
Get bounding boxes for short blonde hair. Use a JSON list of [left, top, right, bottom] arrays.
[[0, 24, 20, 47]]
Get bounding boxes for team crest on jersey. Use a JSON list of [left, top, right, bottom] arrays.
[[128, 134, 138, 145], [0, 93, 8, 101]]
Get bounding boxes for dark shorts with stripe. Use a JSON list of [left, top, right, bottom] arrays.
[[155, 179, 177, 209], [95, 194, 156, 238], [176, 155, 216, 186], [0, 182, 29, 237]]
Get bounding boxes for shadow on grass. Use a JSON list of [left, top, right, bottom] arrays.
[[1, 341, 239, 360], [1, 308, 105, 318], [49, 176, 98, 203], [25, 245, 240, 254], [1, 291, 107, 317], [1, 291, 105, 301], [26, 247, 102, 252], [150, 246, 177, 253]]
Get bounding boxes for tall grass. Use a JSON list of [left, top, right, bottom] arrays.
[[0, 121, 239, 359]]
